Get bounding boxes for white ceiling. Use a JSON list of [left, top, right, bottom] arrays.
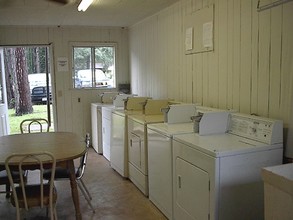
[[0, 0, 178, 27]]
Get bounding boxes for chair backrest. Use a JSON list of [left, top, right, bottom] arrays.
[[76, 133, 90, 180], [20, 118, 50, 133], [5, 152, 56, 217]]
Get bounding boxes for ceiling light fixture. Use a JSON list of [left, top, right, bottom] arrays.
[[78, 0, 93, 12]]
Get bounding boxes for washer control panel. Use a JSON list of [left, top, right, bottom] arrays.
[[228, 113, 283, 144]]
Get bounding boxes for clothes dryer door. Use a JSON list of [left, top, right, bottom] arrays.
[[129, 132, 142, 171], [174, 157, 210, 220], [102, 114, 111, 161], [110, 112, 126, 176]]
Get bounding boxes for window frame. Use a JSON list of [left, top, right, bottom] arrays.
[[70, 42, 117, 90]]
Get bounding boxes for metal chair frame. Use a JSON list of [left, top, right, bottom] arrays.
[[20, 118, 50, 133], [43, 133, 95, 213], [5, 151, 57, 220]]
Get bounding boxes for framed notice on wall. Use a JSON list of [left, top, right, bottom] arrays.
[[185, 4, 214, 55], [57, 57, 69, 72], [185, 27, 193, 51]]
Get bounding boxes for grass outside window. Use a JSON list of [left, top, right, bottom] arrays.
[[8, 105, 53, 134]]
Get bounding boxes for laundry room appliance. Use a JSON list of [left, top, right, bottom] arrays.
[[91, 92, 119, 154], [100, 94, 136, 161], [147, 105, 232, 219], [147, 103, 197, 219], [127, 99, 170, 196], [172, 113, 283, 220], [110, 96, 151, 177]]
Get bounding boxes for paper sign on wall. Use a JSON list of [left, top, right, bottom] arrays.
[[185, 27, 193, 51], [203, 22, 213, 48], [57, 57, 69, 72], [184, 4, 214, 54]]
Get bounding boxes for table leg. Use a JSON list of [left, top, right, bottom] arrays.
[[68, 160, 82, 220]]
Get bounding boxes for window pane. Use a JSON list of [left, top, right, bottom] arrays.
[[74, 47, 91, 70], [72, 45, 116, 89], [73, 47, 92, 88], [94, 46, 115, 88]]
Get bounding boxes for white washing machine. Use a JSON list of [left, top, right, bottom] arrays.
[[172, 113, 283, 220], [100, 94, 135, 161], [101, 106, 114, 161], [127, 99, 170, 196], [110, 96, 150, 177], [148, 122, 194, 219], [91, 92, 119, 154], [147, 105, 231, 219], [91, 103, 113, 154]]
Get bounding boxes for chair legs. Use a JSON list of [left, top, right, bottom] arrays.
[[77, 180, 95, 213], [79, 179, 92, 200], [53, 206, 58, 220], [46, 203, 58, 219], [5, 183, 10, 198]]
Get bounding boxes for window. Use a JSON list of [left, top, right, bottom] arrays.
[[72, 44, 116, 89]]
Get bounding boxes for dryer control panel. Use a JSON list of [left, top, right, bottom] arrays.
[[228, 113, 283, 144]]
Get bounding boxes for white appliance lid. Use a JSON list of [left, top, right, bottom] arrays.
[[147, 122, 194, 137], [173, 133, 282, 157], [129, 114, 165, 124]]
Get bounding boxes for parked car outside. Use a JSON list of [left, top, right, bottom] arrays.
[[28, 73, 51, 92], [76, 69, 112, 88], [31, 86, 51, 104]]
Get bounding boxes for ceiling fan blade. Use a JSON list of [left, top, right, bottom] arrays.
[[47, 0, 70, 4]]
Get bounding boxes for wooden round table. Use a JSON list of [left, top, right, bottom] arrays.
[[0, 132, 86, 220]]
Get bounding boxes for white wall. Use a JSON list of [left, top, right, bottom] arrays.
[[129, 0, 293, 158], [0, 26, 129, 138]]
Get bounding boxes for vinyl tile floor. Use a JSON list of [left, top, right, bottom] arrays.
[[0, 147, 167, 220]]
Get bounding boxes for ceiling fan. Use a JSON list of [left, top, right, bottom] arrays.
[[0, 0, 75, 8], [46, 0, 71, 4]]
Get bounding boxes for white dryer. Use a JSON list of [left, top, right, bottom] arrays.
[[147, 105, 231, 219], [101, 94, 135, 161], [172, 113, 283, 220], [101, 106, 114, 161], [110, 96, 150, 177], [148, 123, 194, 219], [91, 92, 119, 154], [127, 99, 170, 196]]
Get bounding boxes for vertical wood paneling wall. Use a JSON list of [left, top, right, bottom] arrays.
[[0, 26, 129, 138], [129, 0, 293, 157]]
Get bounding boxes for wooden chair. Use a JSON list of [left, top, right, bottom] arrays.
[[20, 118, 50, 133], [43, 133, 95, 213], [5, 152, 57, 220]]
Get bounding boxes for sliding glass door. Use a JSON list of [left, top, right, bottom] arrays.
[[0, 45, 54, 134]]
